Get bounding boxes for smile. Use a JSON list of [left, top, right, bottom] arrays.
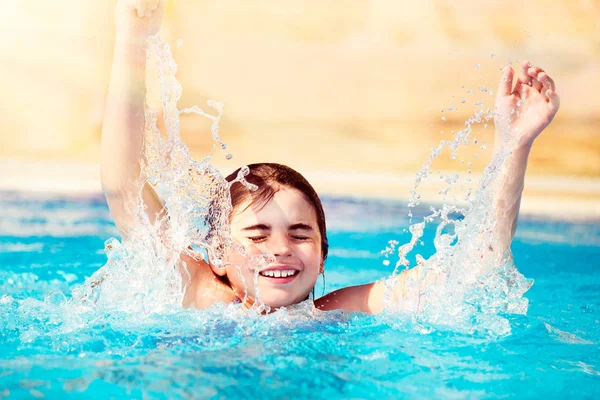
[[259, 269, 298, 278]]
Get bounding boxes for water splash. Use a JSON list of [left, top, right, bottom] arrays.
[[67, 36, 257, 314], [384, 77, 532, 335], [14, 37, 531, 338]]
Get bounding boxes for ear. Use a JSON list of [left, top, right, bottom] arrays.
[[207, 255, 229, 277]]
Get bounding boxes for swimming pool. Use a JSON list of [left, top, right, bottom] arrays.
[[0, 190, 599, 399]]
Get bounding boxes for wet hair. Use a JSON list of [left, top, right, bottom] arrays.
[[225, 163, 328, 262]]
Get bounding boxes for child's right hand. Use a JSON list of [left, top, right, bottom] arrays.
[[115, 0, 166, 42]]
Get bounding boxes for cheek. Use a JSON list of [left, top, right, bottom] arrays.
[[299, 244, 322, 270], [229, 232, 261, 255], [224, 256, 258, 293], [224, 244, 262, 277], [226, 263, 249, 287], [224, 246, 242, 266], [225, 236, 259, 262]]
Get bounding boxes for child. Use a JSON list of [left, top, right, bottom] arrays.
[[102, 0, 560, 314]]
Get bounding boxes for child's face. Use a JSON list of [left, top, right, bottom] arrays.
[[224, 187, 323, 308]]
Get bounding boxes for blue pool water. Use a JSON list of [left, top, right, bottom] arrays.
[[0, 191, 599, 399]]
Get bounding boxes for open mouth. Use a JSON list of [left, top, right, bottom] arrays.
[[259, 269, 299, 278]]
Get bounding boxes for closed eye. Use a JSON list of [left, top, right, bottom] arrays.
[[248, 236, 267, 243], [292, 236, 310, 241]]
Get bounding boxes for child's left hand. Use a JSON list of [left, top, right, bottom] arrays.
[[494, 61, 560, 151]]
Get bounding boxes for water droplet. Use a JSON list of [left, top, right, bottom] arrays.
[[475, 102, 483, 107], [461, 99, 467, 104], [448, 106, 456, 111], [176, 39, 184, 48], [221, 143, 227, 150], [475, 64, 481, 69], [441, 116, 447, 121], [225, 153, 233, 160], [490, 53, 496, 59], [445, 173, 459, 184], [383, 260, 390, 267]]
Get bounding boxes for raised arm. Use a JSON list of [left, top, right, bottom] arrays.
[[488, 61, 560, 249], [101, 0, 166, 239], [316, 61, 560, 315]]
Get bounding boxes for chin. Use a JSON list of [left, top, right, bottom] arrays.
[[258, 291, 311, 309]]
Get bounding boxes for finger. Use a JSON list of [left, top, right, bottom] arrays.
[[498, 65, 515, 97], [527, 66, 543, 92], [519, 61, 532, 86], [517, 82, 533, 99], [538, 72, 556, 92], [135, 0, 149, 16], [547, 90, 560, 112], [531, 77, 543, 92], [512, 79, 522, 98], [527, 66, 544, 78]]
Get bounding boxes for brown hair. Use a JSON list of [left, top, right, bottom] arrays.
[[225, 163, 329, 262]]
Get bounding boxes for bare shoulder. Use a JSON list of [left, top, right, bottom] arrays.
[[180, 254, 235, 309], [314, 281, 387, 314], [314, 266, 439, 315]]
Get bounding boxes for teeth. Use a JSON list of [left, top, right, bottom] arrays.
[[260, 270, 297, 278]]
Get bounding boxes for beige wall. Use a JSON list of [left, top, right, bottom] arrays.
[[1, 0, 598, 177]]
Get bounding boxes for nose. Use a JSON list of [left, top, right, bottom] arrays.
[[268, 234, 293, 258]]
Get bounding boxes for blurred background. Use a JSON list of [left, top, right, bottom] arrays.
[[0, 0, 598, 216]]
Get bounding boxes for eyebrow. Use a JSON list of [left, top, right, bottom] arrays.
[[289, 223, 314, 232], [241, 223, 315, 232], [241, 224, 271, 231]]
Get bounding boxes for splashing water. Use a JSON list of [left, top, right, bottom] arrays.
[[14, 37, 530, 339], [72, 36, 269, 314], [2, 36, 596, 398], [81, 39, 530, 335], [383, 84, 532, 335]]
